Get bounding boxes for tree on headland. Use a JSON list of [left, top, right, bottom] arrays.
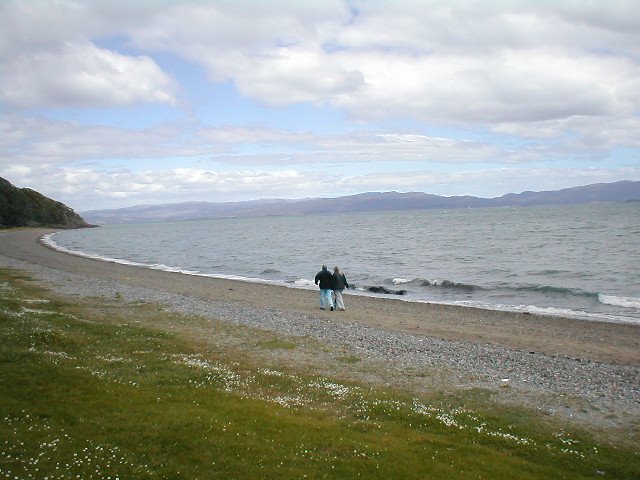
[[0, 177, 93, 229]]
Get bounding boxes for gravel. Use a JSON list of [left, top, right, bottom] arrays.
[[3, 254, 639, 429]]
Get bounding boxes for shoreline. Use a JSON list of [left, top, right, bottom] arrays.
[[41, 230, 639, 327], [0, 228, 638, 366], [1, 228, 639, 430]]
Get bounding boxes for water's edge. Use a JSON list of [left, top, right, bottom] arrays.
[[40, 232, 639, 326]]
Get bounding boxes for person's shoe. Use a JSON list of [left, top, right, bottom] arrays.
[[330, 306, 334, 311]]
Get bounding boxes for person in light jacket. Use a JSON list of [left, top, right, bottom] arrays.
[[332, 266, 350, 311], [314, 265, 335, 311]]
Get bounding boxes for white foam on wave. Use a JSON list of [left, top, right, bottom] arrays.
[[405, 297, 640, 325], [42, 234, 200, 275], [293, 278, 316, 289], [151, 264, 200, 275], [598, 293, 640, 309], [392, 277, 411, 284], [197, 272, 285, 286], [507, 304, 639, 325]]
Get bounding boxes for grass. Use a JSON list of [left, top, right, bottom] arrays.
[[256, 338, 298, 350], [337, 355, 361, 364], [0, 267, 638, 479]]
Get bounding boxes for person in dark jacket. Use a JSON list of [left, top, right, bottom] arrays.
[[332, 266, 350, 311], [314, 265, 335, 310]]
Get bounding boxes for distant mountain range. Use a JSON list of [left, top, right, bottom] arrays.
[[82, 180, 640, 225], [0, 177, 93, 229]]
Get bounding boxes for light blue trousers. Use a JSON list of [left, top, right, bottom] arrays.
[[319, 289, 334, 309]]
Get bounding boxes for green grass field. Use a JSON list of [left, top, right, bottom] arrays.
[[1, 267, 638, 479]]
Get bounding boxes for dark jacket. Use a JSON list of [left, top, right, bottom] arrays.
[[333, 273, 349, 290], [315, 268, 334, 289]]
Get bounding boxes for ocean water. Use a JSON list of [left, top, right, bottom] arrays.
[[45, 203, 640, 324]]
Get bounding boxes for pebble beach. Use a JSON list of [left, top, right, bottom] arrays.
[[1, 229, 638, 433]]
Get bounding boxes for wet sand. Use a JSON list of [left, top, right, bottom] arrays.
[[1, 228, 638, 366]]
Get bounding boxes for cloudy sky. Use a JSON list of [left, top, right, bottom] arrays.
[[1, 0, 639, 211]]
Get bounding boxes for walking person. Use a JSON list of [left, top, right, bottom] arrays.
[[332, 266, 350, 311], [314, 265, 335, 311]]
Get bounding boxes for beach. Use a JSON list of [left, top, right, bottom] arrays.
[[1, 228, 639, 432]]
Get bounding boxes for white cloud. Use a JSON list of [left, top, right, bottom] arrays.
[[130, 1, 350, 54], [493, 114, 640, 152], [342, 1, 640, 55], [3, 1, 639, 124], [1, 112, 630, 184], [0, 0, 177, 108], [5, 166, 329, 210], [118, 0, 640, 128], [2, 115, 503, 168], [0, 41, 177, 108], [1, 1, 639, 210], [130, 1, 360, 105], [246, 44, 638, 125], [0, 114, 210, 166], [197, 127, 503, 166], [223, 46, 364, 107], [6, 163, 637, 212], [197, 125, 316, 145]]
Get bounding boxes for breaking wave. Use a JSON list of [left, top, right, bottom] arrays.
[[598, 294, 640, 309], [261, 268, 282, 274], [391, 277, 479, 292], [511, 284, 598, 299]]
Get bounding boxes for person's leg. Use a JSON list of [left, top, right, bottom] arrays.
[[322, 289, 334, 310], [334, 289, 345, 310], [319, 290, 325, 309]]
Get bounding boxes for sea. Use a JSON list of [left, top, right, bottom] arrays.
[[44, 202, 640, 325]]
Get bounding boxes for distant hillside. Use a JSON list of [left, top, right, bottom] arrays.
[[0, 177, 93, 229], [82, 180, 640, 225], [489, 180, 640, 206]]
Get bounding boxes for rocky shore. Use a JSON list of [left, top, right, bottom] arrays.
[[0, 229, 638, 432]]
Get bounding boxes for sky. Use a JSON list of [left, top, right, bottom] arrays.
[[1, 0, 639, 212]]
